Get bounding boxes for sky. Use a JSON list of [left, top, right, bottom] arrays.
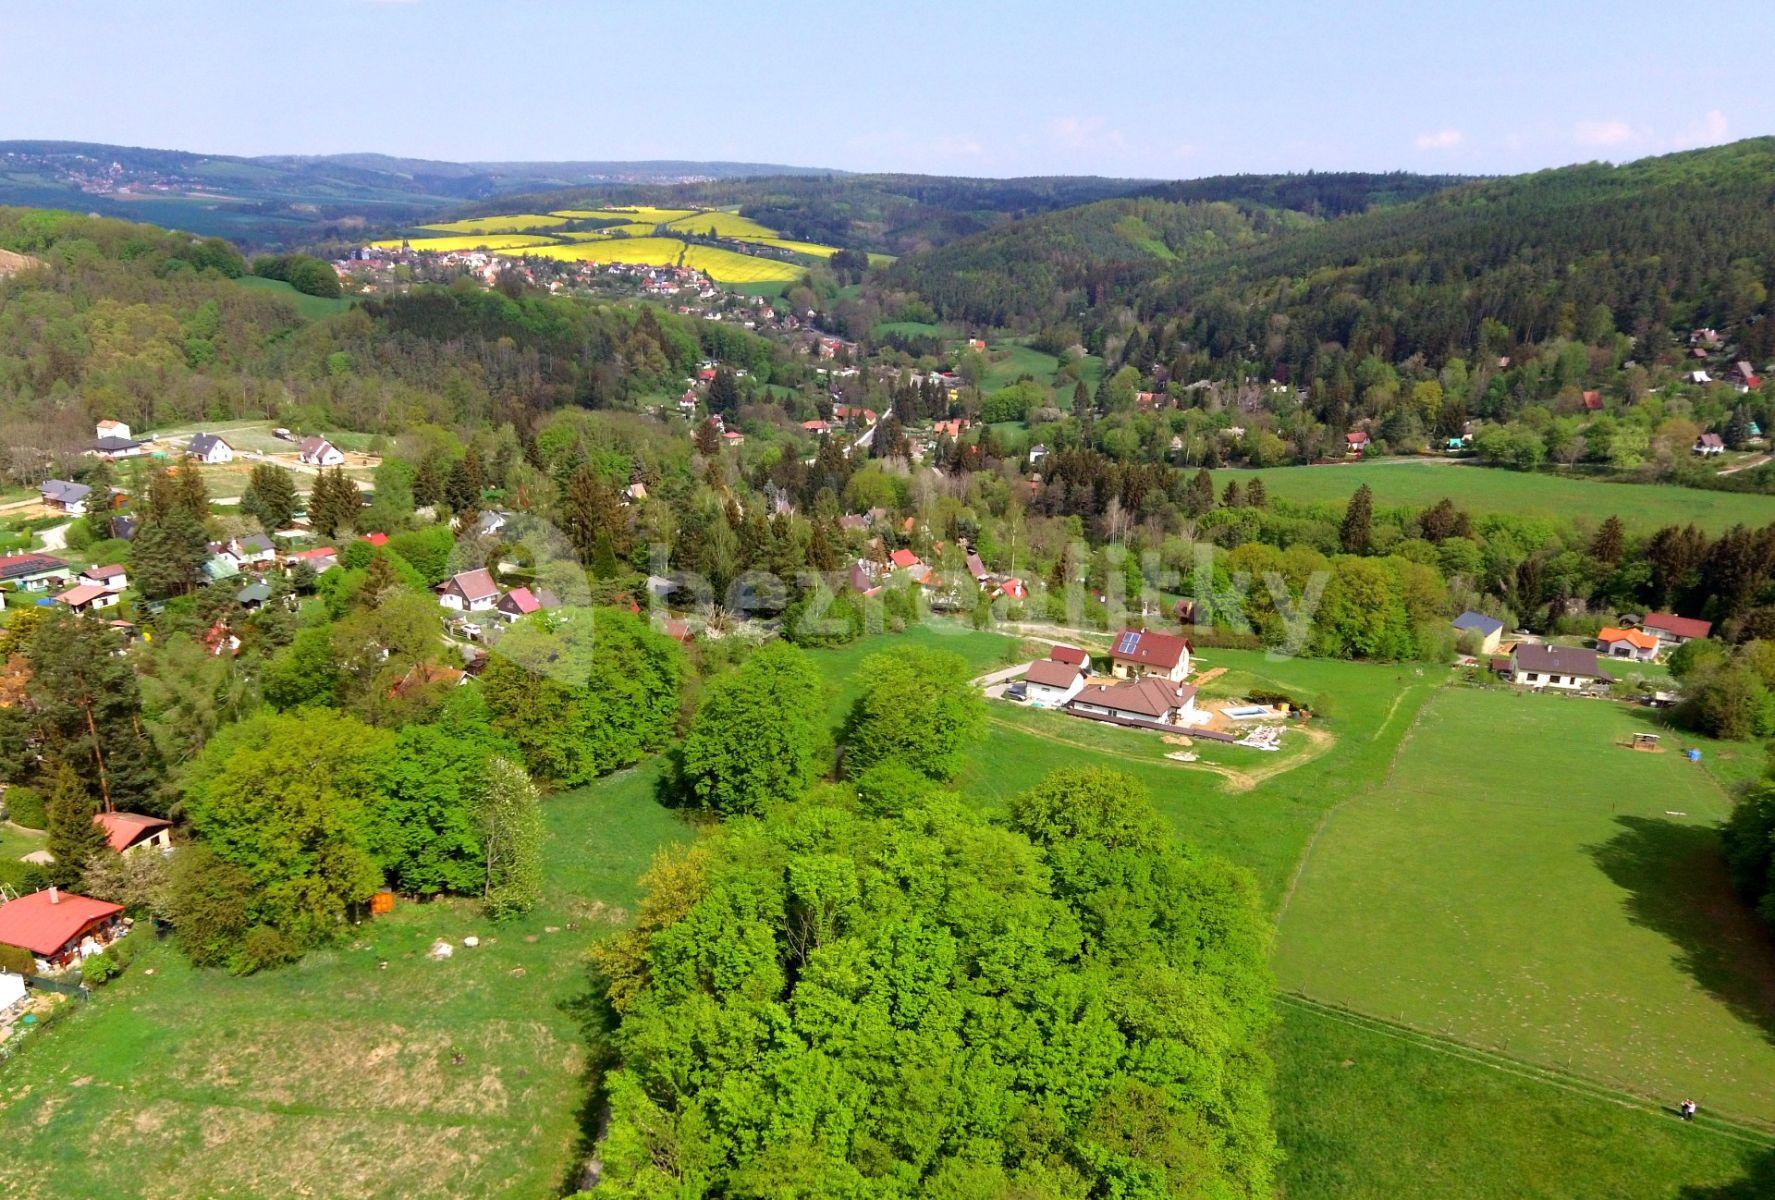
[[4, 0, 1773, 179]]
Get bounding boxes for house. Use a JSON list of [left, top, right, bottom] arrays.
[[1687, 370, 1713, 385], [287, 546, 338, 574], [1451, 610, 1505, 655], [1693, 433, 1726, 456], [54, 583, 120, 614], [1107, 628, 1191, 683], [95, 419, 132, 441], [1596, 626, 1659, 662], [1642, 613, 1711, 646], [39, 479, 92, 515], [203, 553, 240, 583], [388, 661, 466, 699], [235, 581, 272, 609], [1508, 643, 1612, 690], [437, 568, 501, 612], [79, 564, 128, 591], [297, 436, 344, 466], [1071, 677, 1199, 727], [186, 432, 235, 464], [1028, 443, 1049, 464], [228, 534, 276, 567], [0, 553, 70, 592], [202, 621, 242, 656], [109, 515, 137, 542], [1581, 390, 1604, 411], [475, 510, 510, 539], [721, 431, 745, 446], [94, 812, 172, 856], [1022, 659, 1085, 707], [1344, 430, 1371, 455], [1734, 361, 1762, 387], [495, 586, 561, 621], [932, 418, 971, 439], [0, 888, 126, 972], [889, 548, 923, 571], [1049, 644, 1092, 672], [90, 434, 147, 461]]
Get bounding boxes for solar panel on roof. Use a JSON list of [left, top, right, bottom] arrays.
[[1116, 631, 1141, 654]]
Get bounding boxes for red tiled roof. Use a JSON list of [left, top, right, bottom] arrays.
[[441, 568, 499, 603], [1643, 613, 1711, 640], [1075, 677, 1197, 718], [1024, 659, 1081, 688], [889, 548, 921, 569], [499, 586, 542, 615], [55, 584, 111, 608], [93, 812, 171, 854], [1597, 626, 1658, 651], [1109, 628, 1189, 670], [1049, 645, 1089, 666], [0, 890, 124, 957]]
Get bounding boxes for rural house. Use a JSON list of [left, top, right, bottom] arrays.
[[79, 564, 128, 591], [1344, 430, 1370, 454], [1022, 658, 1085, 708], [95, 419, 132, 441], [297, 436, 344, 466], [1693, 433, 1725, 456], [495, 586, 561, 622], [1049, 644, 1092, 673], [54, 582, 120, 614], [39, 479, 92, 515], [1642, 613, 1711, 647], [186, 432, 236, 463], [1596, 626, 1659, 662], [94, 812, 172, 856], [0, 888, 126, 973], [1508, 643, 1612, 690], [1451, 611, 1505, 655], [0, 553, 69, 592], [1071, 677, 1199, 728], [437, 568, 501, 612], [1108, 628, 1191, 683]]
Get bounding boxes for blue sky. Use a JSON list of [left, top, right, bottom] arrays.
[[5, 0, 1772, 178]]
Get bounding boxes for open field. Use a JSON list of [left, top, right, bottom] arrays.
[[417, 213, 569, 234], [506, 236, 804, 283], [663, 210, 779, 240], [680, 242, 804, 283], [0, 766, 689, 1200], [234, 276, 355, 320], [559, 224, 657, 240], [1211, 460, 1775, 533], [1274, 1000, 1774, 1200], [368, 233, 560, 253], [1275, 686, 1775, 1125]]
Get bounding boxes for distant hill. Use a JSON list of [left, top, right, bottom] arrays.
[[0, 140, 832, 247], [1133, 170, 1473, 215]]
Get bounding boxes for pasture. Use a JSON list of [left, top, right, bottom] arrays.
[[417, 213, 569, 234], [0, 766, 689, 1200], [1274, 686, 1775, 1125], [233, 276, 355, 320], [1211, 460, 1774, 533]]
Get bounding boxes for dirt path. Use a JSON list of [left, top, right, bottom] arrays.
[[1718, 453, 1771, 476]]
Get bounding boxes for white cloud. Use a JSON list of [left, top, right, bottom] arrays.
[[1573, 119, 1641, 147], [1048, 116, 1127, 152], [1414, 128, 1464, 151]]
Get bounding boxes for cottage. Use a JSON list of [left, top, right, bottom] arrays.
[[1509, 643, 1612, 690], [79, 564, 128, 591], [186, 432, 235, 464], [1451, 610, 1505, 655], [95, 419, 132, 442], [1344, 430, 1371, 455], [388, 661, 467, 699], [1596, 626, 1659, 662], [94, 812, 172, 856], [0, 553, 70, 592], [964, 550, 989, 583], [297, 436, 345, 467], [1581, 390, 1604, 411], [437, 568, 501, 612], [235, 581, 272, 609], [39, 479, 92, 516], [1022, 658, 1085, 707], [228, 534, 276, 566], [889, 548, 923, 571], [1071, 677, 1199, 727], [0, 888, 126, 972], [90, 434, 147, 461], [54, 583, 120, 614], [1693, 433, 1726, 456], [288, 546, 338, 574], [1049, 644, 1092, 672], [495, 586, 561, 621], [1107, 628, 1191, 683], [1642, 613, 1711, 647]]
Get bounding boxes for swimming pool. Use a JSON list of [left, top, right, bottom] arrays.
[[1221, 704, 1271, 720]]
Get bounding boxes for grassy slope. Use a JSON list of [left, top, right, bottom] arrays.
[[1211, 461, 1773, 534], [0, 765, 688, 1200], [234, 275, 356, 320], [1274, 686, 1775, 1124]]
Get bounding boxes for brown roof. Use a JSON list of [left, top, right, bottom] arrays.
[[1075, 677, 1196, 718], [440, 568, 499, 603], [1643, 612, 1711, 640], [1109, 628, 1189, 670], [1024, 659, 1082, 689], [1512, 643, 1610, 679], [1049, 645, 1089, 666]]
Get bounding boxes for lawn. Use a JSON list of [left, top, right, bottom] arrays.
[[234, 276, 356, 320], [0, 820, 46, 893], [0, 766, 690, 1200], [1274, 686, 1775, 1125], [1274, 1001, 1774, 1200], [1211, 460, 1774, 533], [982, 341, 1061, 393]]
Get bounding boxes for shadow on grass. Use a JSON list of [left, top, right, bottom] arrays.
[[557, 965, 622, 1197], [1591, 815, 1775, 1046], [1677, 1146, 1775, 1198]]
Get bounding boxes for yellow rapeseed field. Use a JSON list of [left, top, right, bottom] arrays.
[[370, 234, 561, 252], [417, 213, 570, 234]]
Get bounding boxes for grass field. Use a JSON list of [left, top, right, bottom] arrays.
[[417, 213, 569, 234], [0, 766, 689, 1200], [0, 820, 46, 893], [1274, 686, 1775, 1125], [1212, 461, 1775, 533], [234, 276, 355, 320], [368, 233, 560, 253]]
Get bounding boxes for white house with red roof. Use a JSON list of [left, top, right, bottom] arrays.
[[1641, 613, 1711, 647], [53, 582, 120, 614], [1344, 430, 1371, 455], [94, 812, 172, 856], [297, 436, 345, 467], [0, 888, 126, 972], [79, 564, 129, 591], [438, 568, 501, 612], [1022, 658, 1085, 707], [1107, 628, 1191, 683], [1071, 677, 1199, 727], [494, 586, 561, 622]]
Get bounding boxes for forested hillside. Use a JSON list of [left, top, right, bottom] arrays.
[[1133, 170, 1469, 215]]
